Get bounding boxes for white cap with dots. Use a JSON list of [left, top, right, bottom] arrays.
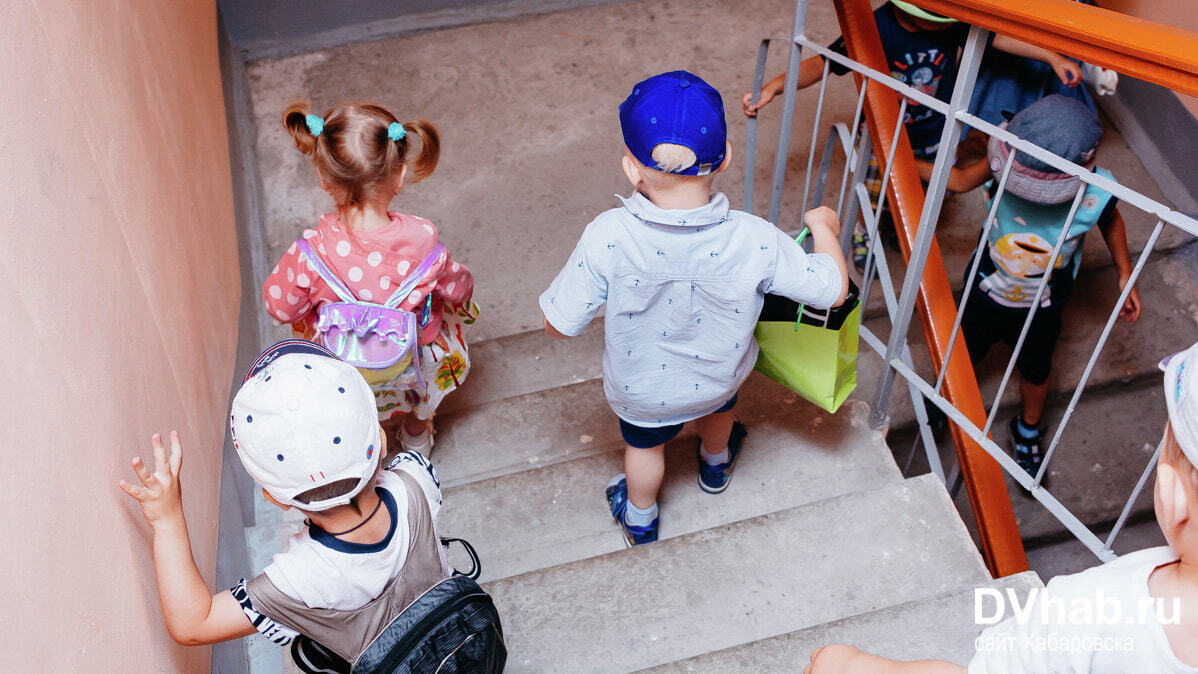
[[230, 340, 381, 510]]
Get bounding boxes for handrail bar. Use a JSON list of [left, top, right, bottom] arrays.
[[873, 342, 1118, 562], [798, 38, 952, 117], [797, 37, 1198, 236], [907, 0, 1198, 98], [955, 111, 1198, 236]]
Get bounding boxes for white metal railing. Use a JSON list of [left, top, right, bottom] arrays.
[[745, 0, 1198, 564]]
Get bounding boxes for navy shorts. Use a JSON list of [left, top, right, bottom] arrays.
[[619, 393, 739, 449], [960, 280, 1074, 386]]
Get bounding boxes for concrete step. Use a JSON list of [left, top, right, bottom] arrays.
[[430, 370, 865, 489], [435, 322, 603, 417], [894, 377, 1163, 542], [484, 474, 990, 672], [439, 399, 899, 583], [646, 570, 1043, 672]]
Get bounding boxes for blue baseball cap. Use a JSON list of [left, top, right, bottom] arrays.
[[619, 70, 727, 176]]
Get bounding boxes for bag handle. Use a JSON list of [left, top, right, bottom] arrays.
[[296, 239, 359, 304], [441, 536, 482, 580], [793, 227, 811, 331], [383, 243, 445, 310]]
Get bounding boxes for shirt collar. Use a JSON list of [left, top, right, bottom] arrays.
[[615, 191, 732, 228]]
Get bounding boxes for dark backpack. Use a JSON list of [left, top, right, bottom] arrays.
[[352, 573, 506, 673], [291, 538, 506, 674]]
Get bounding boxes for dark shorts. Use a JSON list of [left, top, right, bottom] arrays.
[[619, 393, 739, 449], [960, 283, 1071, 386]]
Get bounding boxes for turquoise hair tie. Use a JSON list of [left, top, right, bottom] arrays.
[[305, 114, 324, 137], [388, 122, 406, 141]]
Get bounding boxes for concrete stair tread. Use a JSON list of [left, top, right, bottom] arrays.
[[435, 322, 603, 416], [484, 474, 990, 672], [645, 571, 1044, 672], [439, 399, 899, 582], [985, 379, 1162, 543], [430, 371, 858, 489]]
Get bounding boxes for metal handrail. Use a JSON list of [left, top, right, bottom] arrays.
[[909, 0, 1198, 98], [751, 0, 1196, 577], [830, 0, 1028, 577]]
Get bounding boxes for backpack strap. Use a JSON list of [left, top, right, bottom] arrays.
[[296, 239, 359, 304], [382, 243, 445, 310]]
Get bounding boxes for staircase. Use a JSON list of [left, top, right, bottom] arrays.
[[226, 1, 1196, 669], [244, 328, 1040, 672]]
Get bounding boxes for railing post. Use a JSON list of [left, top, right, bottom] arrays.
[[768, 0, 812, 225], [871, 24, 988, 427]]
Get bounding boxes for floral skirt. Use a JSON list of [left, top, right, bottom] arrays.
[[372, 300, 479, 422]]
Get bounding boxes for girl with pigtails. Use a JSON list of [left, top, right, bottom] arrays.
[[262, 102, 478, 454]]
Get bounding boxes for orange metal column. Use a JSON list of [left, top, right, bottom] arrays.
[[832, 0, 1029, 577]]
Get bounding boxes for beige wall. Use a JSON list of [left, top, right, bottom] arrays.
[[1099, 0, 1198, 116], [1, 1, 239, 671]]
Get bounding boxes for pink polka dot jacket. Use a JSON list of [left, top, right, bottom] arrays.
[[263, 212, 474, 345]]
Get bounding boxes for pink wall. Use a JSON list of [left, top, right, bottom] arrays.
[[0, 1, 239, 670], [1099, 0, 1198, 116]]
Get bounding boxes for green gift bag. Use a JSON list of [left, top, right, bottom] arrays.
[[754, 229, 861, 413]]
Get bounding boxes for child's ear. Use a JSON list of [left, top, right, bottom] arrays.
[[1157, 462, 1191, 532], [262, 488, 289, 510], [395, 164, 407, 192], [713, 141, 733, 175], [621, 152, 644, 190]]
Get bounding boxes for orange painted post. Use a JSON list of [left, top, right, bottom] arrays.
[[833, 0, 1030, 577]]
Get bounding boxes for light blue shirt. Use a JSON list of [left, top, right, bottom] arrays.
[[540, 191, 843, 427]]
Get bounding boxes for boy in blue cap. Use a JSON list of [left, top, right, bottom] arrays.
[[540, 70, 849, 545]]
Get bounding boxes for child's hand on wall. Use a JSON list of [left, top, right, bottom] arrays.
[[805, 644, 866, 673], [119, 431, 185, 529]]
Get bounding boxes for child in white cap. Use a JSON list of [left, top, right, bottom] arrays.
[[119, 340, 449, 672], [804, 342, 1198, 672], [540, 70, 848, 546]]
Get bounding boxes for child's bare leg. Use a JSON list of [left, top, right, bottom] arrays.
[[694, 408, 735, 454], [403, 414, 430, 435], [1020, 379, 1049, 426], [624, 443, 666, 510], [400, 413, 435, 454], [381, 414, 405, 445]]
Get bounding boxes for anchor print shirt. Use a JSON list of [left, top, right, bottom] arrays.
[[827, 2, 971, 151], [540, 192, 843, 427]]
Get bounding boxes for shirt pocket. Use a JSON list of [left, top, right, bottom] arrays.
[[690, 281, 756, 328], [607, 275, 672, 337]]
